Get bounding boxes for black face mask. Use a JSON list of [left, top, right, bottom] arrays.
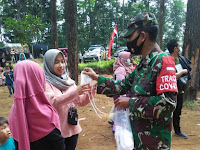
[[127, 33, 145, 55]]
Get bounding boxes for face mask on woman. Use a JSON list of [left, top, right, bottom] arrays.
[[125, 59, 131, 65]]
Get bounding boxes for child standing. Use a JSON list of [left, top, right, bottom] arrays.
[[9, 60, 65, 150], [3, 66, 14, 96], [0, 117, 15, 150]]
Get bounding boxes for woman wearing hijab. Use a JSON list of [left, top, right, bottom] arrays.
[[18, 53, 27, 61], [9, 60, 65, 150], [113, 51, 135, 80], [109, 51, 135, 129], [43, 49, 96, 150]]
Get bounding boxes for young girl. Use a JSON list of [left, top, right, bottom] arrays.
[[9, 60, 65, 150], [43, 49, 95, 150]]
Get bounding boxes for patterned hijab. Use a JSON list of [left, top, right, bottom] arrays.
[[43, 49, 74, 90], [113, 51, 134, 76]]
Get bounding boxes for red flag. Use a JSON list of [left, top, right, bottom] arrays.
[[107, 25, 118, 60]]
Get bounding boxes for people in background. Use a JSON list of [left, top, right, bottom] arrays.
[[29, 53, 34, 59], [8, 62, 13, 72], [10, 48, 16, 63], [18, 53, 27, 61], [167, 39, 191, 139], [62, 50, 68, 61], [3, 66, 14, 97], [43, 49, 96, 150], [9, 60, 66, 150], [0, 67, 5, 86], [0, 53, 6, 69], [78, 51, 82, 63], [0, 117, 15, 150], [14, 50, 18, 62]]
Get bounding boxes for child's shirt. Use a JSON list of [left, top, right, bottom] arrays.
[[0, 138, 15, 150], [3, 71, 14, 85]]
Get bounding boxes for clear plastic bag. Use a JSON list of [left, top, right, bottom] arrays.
[[114, 107, 134, 150], [80, 71, 105, 119], [81, 71, 93, 85]]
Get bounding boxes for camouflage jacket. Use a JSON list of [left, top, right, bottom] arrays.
[[97, 48, 177, 150]]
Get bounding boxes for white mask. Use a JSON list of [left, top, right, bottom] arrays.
[[179, 47, 183, 55], [125, 59, 131, 65]]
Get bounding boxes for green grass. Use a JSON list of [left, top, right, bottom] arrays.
[[183, 100, 199, 110], [78, 59, 115, 74]]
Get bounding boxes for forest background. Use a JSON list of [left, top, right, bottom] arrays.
[[0, 0, 200, 101], [0, 0, 187, 51]]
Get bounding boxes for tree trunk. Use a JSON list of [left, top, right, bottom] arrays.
[[65, 0, 78, 83], [158, 0, 165, 49], [88, 0, 92, 46], [16, 0, 21, 20], [182, 0, 200, 101], [51, 0, 58, 48], [89, 0, 97, 46], [40, 0, 43, 20]]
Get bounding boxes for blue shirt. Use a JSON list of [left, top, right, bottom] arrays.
[[3, 71, 14, 85], [0, 138, 15, 150]]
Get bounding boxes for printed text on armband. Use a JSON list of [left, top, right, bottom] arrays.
[[159, 75, 177, 90], [159, 83, 177, 90], [160, 75, 176, 82]]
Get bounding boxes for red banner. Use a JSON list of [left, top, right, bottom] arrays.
[[107, 25, 118, 60]]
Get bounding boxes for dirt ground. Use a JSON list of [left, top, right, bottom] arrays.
[[0, 74, 200, 150]]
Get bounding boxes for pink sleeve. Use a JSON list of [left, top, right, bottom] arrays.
[[115, 74, 125, 80], [115, 73, 126, 98], [45, 82, 80, 108], [77, 94, 90, 107], [16, 100, 30, 150]]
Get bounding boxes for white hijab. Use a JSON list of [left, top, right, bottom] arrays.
[[43, 49, 75, 90]]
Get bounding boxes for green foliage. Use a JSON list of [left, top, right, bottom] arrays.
[[1, 0, 187, 54], [163, 0, 186, 49], [78, 59, 115, 74], [1, 0, 51, 45], [132, 56, 140, 64], [4, 14, 44, 45], [0, 42, 4, 47], [78, 56, 139, 74]]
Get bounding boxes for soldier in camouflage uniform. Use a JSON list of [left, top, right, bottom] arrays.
[[83, 12, 178, 150]]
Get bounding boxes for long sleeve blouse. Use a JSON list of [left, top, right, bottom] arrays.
[[45, 81, 91, 138]]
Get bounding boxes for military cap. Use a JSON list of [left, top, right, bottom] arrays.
[[120, 12, 158, 38]]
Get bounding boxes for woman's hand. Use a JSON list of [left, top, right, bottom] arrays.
[[182, 69, 188, 75], [77, 83, 91, 95], [114, 97, 131, 109], [82, 67, 98, 80]]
